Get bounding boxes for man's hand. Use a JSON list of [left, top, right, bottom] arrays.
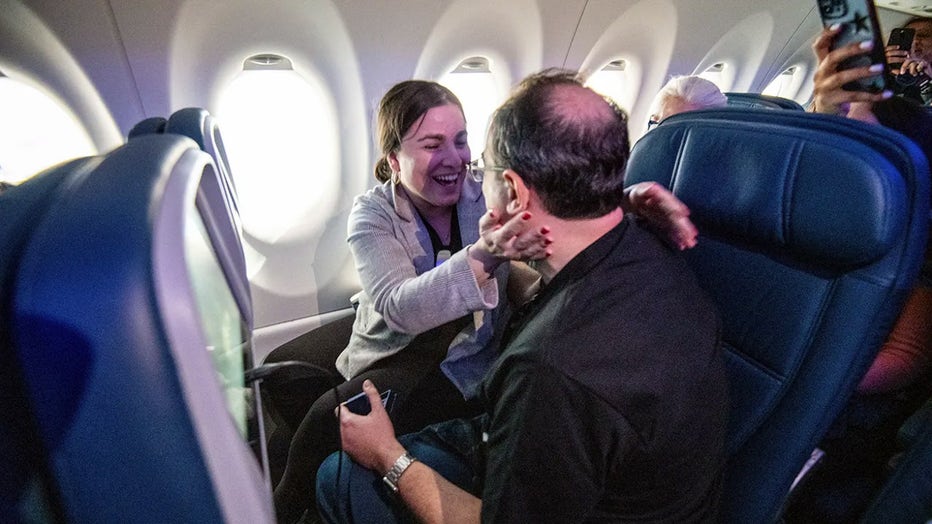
[[811, 25, 891, 116], [338, 380, 407, 475], [624, 182, 697, 250], [885, 43, 911, 76], [899, 56, 930, 78]]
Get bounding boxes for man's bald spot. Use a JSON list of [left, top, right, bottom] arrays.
[[545, 84, 617, 128]]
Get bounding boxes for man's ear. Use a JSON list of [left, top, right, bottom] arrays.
[[502, 170, 530, 215]]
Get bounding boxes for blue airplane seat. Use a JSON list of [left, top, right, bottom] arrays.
[[625, 108, 930, 523], [725, 91, 805, 111], [166, 107, 239, 207], [0, 156, 103, 524], [1, 135, 273, 523], [126, 116, 168, 139], [166, 107, 252, 329]]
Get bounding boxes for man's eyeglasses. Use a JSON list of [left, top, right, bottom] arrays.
[[466, 158, 506, 182]]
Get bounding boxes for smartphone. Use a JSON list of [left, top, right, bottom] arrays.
[[887, 27, 916, 71], [817, 0, 888, 92], [343, 388, 396, 416]]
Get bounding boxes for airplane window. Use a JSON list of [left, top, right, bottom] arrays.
[[698, 62, 728, 91], [763, 66, 805, 100], [216, 55, 339, 245], [439, 56, 505, 156], [586, 59, 635, 112], [0, 75, 96, 184]]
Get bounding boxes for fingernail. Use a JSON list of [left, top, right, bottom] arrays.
[[829, 23, 841, 31], [522, 212, 531, 220], [882, 90, 893, 99], [363, 379, 373, 388], [859, 40, 874, 50], [540, 226, 550, 234], [868, 63, 883, 73]]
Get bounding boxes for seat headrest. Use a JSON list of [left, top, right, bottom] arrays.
[[724, 92, 805, 111], [127, 116, 168, 139], [628, 109, 927, 268]]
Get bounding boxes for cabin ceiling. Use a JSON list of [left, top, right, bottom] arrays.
[[8, 0, 927, 142]]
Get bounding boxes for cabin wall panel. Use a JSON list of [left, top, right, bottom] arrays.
[[109, 0, 185, 126], [17, 0, 143, 140]]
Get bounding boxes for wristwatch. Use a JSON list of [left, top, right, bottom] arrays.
[[382, 452, 418, 494]]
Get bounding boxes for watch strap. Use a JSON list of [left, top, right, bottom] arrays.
[[382, 452, 417, 494]]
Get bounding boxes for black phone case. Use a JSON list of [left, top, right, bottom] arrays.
[[817, 0, 887, 92], [887, 27, 916, 70], [343, 389, 396, 416]]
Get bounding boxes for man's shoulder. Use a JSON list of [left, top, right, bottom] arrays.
[[522, 217, 720, 384], [583, 217, 711, 309]]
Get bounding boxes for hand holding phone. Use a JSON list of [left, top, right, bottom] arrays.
[[887, 27, 916, 71], [343, 388, 396, 416], [816, 0, 887, 92]]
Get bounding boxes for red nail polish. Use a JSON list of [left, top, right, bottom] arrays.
[[522, 212, 531, 220]]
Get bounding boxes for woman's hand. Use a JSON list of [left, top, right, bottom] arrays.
[[468, 210, 552, 279], [338, 380, 406, 475], [624, 182, 697, 250], [811, 25, 891, 116]]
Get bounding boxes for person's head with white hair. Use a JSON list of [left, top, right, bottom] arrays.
[[648, 75, 727, 128]]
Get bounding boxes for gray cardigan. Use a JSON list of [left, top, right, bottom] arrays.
[[336, 177, 509, 399]]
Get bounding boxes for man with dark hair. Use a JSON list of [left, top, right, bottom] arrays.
[[315, 69, 729, 523]]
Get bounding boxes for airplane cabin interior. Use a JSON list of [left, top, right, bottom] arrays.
[[1, 0, 931, 522]]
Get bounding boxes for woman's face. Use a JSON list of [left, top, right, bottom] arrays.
[[389, 103, 470, 215]]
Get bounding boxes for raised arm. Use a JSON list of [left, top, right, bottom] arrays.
[[349, 195, 551, 335], [810, 25, 892, 116], [348, 198, 498, 334], [623, 181, 698, 250]]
